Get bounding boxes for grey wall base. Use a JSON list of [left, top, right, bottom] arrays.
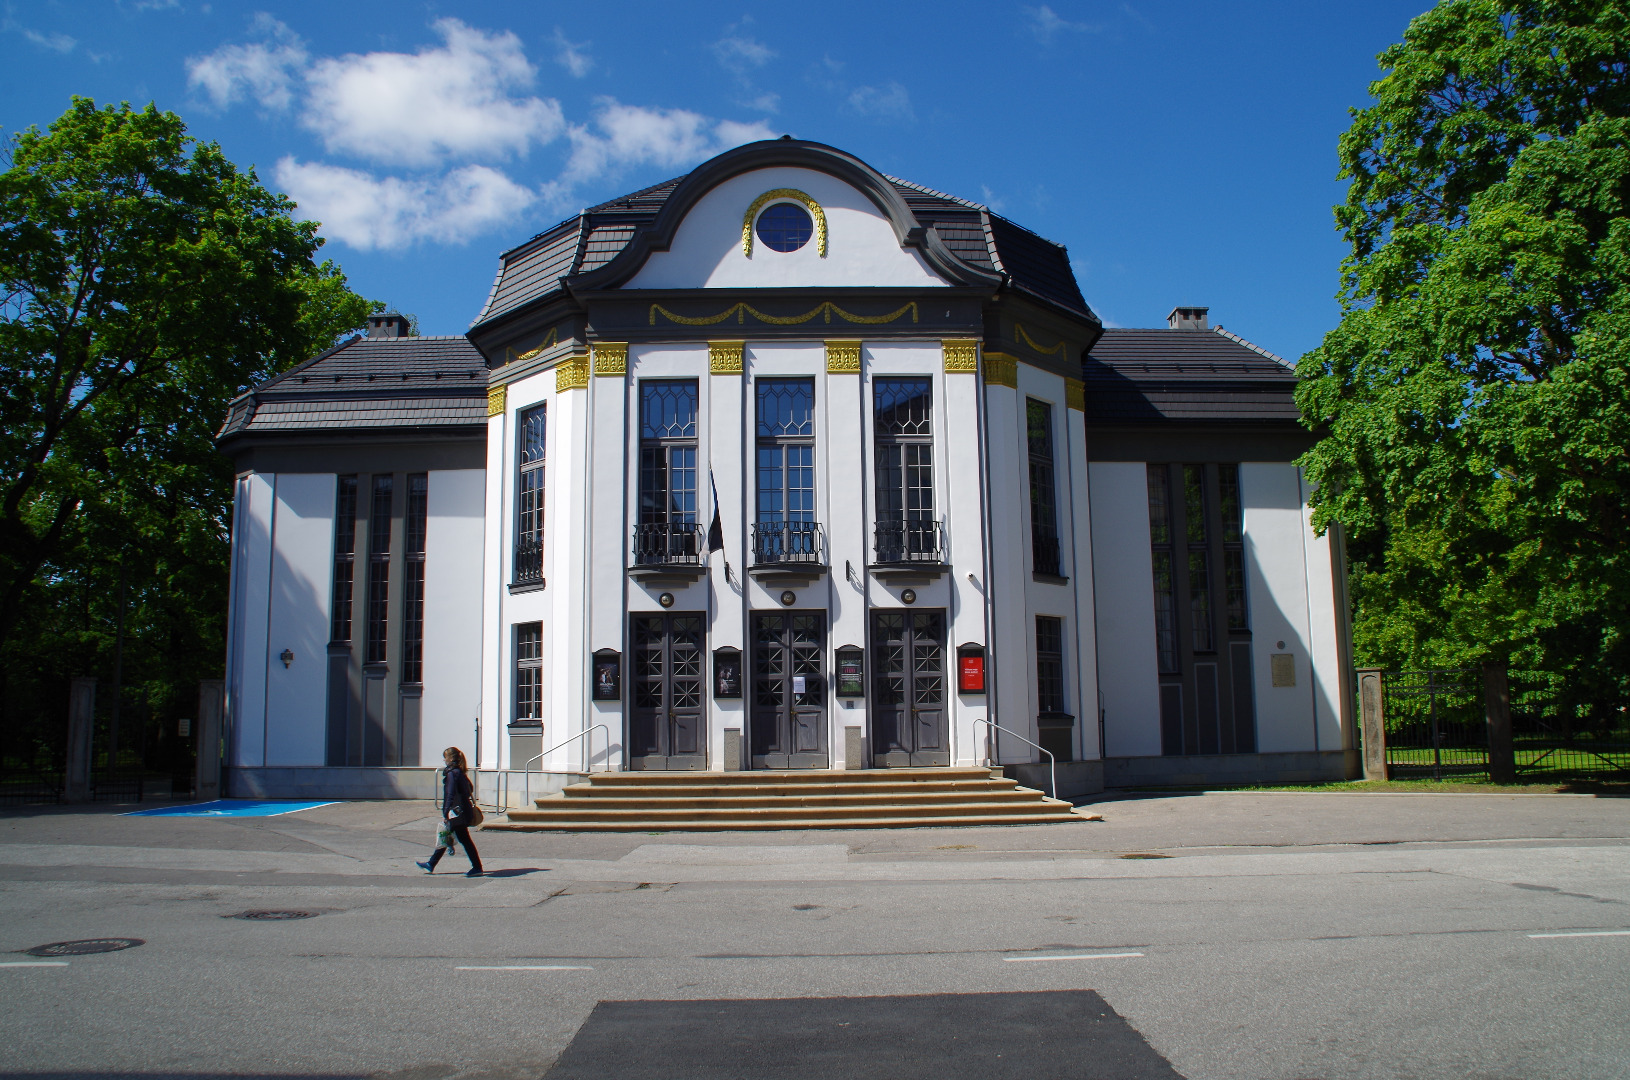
[[1104, 749, 1353, 788], [1004, 760, 1104, 799], [226, 766, 440, 800]]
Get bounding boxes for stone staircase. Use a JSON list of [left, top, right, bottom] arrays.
[[487, 767, 1084, 831]]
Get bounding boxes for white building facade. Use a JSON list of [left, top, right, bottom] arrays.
[[217, 140, 1357, 802]]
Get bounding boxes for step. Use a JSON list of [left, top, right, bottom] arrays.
[[505, 799, 1072, 823], [489, 811, 1085, 832], [581, 767, 1002, 786], [556, 780, 1023, 799], [534, 790, 1047, 811]]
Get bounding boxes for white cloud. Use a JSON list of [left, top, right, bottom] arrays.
[[302, 18, 565, 167], [548, 99, 776, 205], [979, 185, 1007, 213], [712, 35, 774, 74], [551, 27, 592, 77], [186, 14, 307, 111], [847, 82, 914, 122], [742, 92, 781, 113], [1024, 5, 1100, 41], [24, 28, 77, 53], [274, 157, 536, 251]]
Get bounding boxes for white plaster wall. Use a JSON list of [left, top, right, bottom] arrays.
[[938, 353, 988, 767], [1088, 462, 1161, 758], [422, 469, 485, 767], [983, 383, 1030, 763], [823, 352, 867, 763], [626, 167, 948, 290], [1299, 474, 1345, 753], [707, 350, 748, 769], [230, 472, 275, 767], [263, 473, 334, 766], [1241, 463, 1317, 753], [546, 379, 590, 771], [588, 369, 631, 770], [478, 402, 507, 770], [1063, 406, 1100, 760]]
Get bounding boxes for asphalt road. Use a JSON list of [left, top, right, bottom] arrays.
[[1, 792, 1627, 1080]]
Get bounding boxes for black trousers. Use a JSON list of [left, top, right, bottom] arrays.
[[427, 824, 482, 871]]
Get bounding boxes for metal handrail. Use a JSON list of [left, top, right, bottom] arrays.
[[973, 717, 1057, 802], [521, 724, 611, 808]]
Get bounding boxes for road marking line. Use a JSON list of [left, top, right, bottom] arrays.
[[1527, 930, 1630, 939], [1, 962, 70, 968], [455, 965, 593, 970], [1004, 952, 1145, 962]]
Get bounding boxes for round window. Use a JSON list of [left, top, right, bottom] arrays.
[[755, 202, 814, 253]]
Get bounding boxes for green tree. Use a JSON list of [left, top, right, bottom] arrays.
[[0, 98, 373, 767], [1296, 0, 1630, 717]]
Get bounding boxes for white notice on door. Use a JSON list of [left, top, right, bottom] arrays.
[[792, 676, 807, 695]]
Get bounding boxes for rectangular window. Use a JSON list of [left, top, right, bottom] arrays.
[[330, 475, 358, 643], [515, 404, 546, 584], [1036, 616, 1065, 714], [755, 378, 817, 563], [364, 474, 392, 665], [873, 377, 938, 562], [637, 380, 700, 562], [401, 474, 427, 684], [1219, 464, 1249, 631], [1184, 464, 1214, 652], [1147, 465, 1177, 672], [1027, 399, 1060, 576], [515, 622, 543, 721]]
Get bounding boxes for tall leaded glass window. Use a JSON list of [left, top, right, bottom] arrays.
[[515, 622, 542, 721], [755, 378, 816, 562], [1027, 400, 1060, 576], [515, 404, 546, 584], [1219, 464, 1248, 631], [364, 475, 393, 665], [637, 380, 700, 562], [1148, 465, 1177, 673], [1036, 616, 1065, 714], [1184, 465, 1214, 652], [873, 377, 938, 562], [330, 476, 358, 643], [401, 474, 428, 684]]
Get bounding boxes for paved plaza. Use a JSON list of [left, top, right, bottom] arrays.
[[2, 792, 1627, 1079]]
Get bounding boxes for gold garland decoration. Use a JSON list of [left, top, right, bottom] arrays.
[[650, 300, 917, 327], [1016, 323, 1067, 357], [741, 189, 827, 258], [512, 327, 560, 363]]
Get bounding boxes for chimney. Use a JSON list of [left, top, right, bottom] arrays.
[[367, 312, 412, 339], [1166, 306, 1210, 331]]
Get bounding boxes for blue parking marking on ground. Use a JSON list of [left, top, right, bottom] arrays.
[[123, 800, 337, 818]]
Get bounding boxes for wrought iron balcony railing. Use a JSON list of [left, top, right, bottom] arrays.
[[632, 522, 706, 566], [513, 534, 544, 584], [1032, 531, 1062, 577], [873, 518, 946, 565], [751, 520, 824, 566]]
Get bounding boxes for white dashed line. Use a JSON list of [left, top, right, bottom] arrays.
[[455, 965, 594, 970], [0, 961, 70, 968], [1527, 930, 1630, 939], [1004, 952, 1145, 962]]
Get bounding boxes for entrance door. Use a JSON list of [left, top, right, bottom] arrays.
[[871, 609, 950, 766], [750, 611, 829, 769], [629, 613, 706, 770]]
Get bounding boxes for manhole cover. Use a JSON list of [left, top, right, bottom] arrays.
[[228, 910, 318, 921], [26, 938, 144, 956]]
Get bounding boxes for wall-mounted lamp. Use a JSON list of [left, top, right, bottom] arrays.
[[280, 649, 294, 669]]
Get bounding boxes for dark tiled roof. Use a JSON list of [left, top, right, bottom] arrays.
[[1084, 328, 1300, 424], [472, 170, 1092, 326], [219, 335, 488, 440]]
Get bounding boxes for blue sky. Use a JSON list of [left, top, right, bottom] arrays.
[[3, 1, 1431, 359]]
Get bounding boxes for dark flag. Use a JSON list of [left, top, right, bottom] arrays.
[[707, 471, 725, 556]]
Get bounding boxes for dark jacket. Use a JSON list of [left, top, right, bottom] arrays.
[[442, 766, 473, 821]]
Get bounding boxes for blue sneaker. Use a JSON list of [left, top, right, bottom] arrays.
[[416, 861, 433, 874]]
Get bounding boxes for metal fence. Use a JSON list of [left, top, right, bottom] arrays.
[[1375, 667, 1628, 783]]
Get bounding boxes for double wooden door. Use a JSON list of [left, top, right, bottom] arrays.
[[750, 611, 828, 769], [629, 613, 706, 770], [871, 609, 950, 766]]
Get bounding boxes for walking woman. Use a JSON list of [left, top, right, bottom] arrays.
[[417, 747, 484, 876]]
